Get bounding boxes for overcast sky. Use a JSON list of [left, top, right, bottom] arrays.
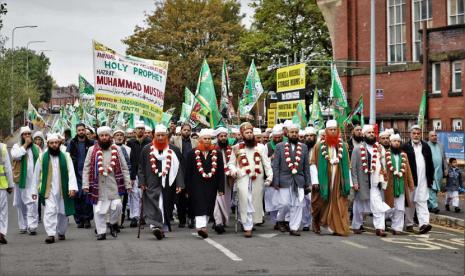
[[3, 0, 254, 87]]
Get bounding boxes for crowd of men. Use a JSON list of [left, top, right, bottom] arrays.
[[0, 118, 462, 244]]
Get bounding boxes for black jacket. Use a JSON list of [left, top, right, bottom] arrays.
[[127, 137, 152, 180], [402, 140, 435, 188], [67, 136, 95, 176]]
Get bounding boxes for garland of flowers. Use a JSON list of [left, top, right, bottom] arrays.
[[149, 145, 173, 177], [386, 151, 407, 177], [195, 149, 218, 179], [223, 146, 232, 176], [320, 138, 344, 165], [284, 142, 302, 174], [360, 143, 379, 174], [238, 143, 261, 180], [97, 145, 119, 176]]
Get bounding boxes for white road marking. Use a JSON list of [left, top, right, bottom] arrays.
[[192, 233, 243, 261], [429, 230, 456, 236], [388, 256, 420, 267], [341, 240, 367, 249], [417, 238, 459, 249], [258, 233, 278, 238]]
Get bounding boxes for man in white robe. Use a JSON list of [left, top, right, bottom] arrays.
[[301, 126, 317, 231], [0, 141, 14, 244], [32, 134, 78, 244]]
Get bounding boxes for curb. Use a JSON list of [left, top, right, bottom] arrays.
[[430, 213, 465, 229]]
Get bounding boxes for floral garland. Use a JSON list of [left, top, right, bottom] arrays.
[[223, 146, 232, 176], [238, 143, 261, 180], [360, 143, 379, 174], [149, 145, 173, 177], [195, 149, 218, 179], [284, 142, 302, 174], [97, 145, 119, 176], [386, 151, 407, 178], [321, 138, 344, 165]]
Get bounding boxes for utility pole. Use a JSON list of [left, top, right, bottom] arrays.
[[369, 0, 376, 125]]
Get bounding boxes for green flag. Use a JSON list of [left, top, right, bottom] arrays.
[[292, 101, 308, 129], [417, 91, 427, 130], [70, 112, 80, 137], [239, 60, 264, 117], [184, 87, 194, 107], [309, 90, 324, 130], [141, 116, 156, 129], [195, 59, 221, 128], [79, 75, 94, 99], [97, 110, 108, 125], [345, 95, 364, 127], [180, 103, 191, 123], [27, 98, 46, 129], [330, 64, 349, 128]]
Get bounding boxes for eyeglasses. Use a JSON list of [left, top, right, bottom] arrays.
[[23, 133, 31, 136]]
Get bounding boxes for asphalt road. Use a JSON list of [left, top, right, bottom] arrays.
[[0, 193, 464, 275]]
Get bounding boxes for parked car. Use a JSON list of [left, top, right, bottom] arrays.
[[51, 105, 61, 114]]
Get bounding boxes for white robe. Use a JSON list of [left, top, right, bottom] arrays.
[[11, 144, 38, 205], [0, 143, 14, 235]]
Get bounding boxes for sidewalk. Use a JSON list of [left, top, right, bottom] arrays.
[[429, 192, 465, 229]]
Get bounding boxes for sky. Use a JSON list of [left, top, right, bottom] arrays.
[[2, 0, 254, 87]]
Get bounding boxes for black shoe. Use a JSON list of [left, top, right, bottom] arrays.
[[29, 230, 37, 236], [0, 233, 7, 244], [278, 221, 286, 233], [302, 227, 310, 232], [188, 219, 195, 229], [214, 224, 225, 234], [152, 228, 164, 240], [130, 218, 138, 228], [45, 236, 55, 244], [77, 221, 84, 228], [84, 220, 91, 229], [289, 230, 301, 236], [455, 207, 461, 213], [445, 204, 450, 211], [405, 225, 414, 232], [109, 223, 119, 238], [285, 222, 290, 232], [273, 223, 279, 231], [197, 228, 208, 239], [96, 234, 106, 240], [419, 224, 432, 234], [431, 207, 440, 214], [58, 234, 66, 241]]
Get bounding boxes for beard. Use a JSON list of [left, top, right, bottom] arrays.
[[154, 138, 168, 150], [326, 130, 340, 148], [244, 137, 257, 148], [99, 140, 112, 150], [365, 136, 376, 145], [198, 141, 215, 152], [288, 137, 299, 144], [353, 135, 363, 143], [48, 147, 60, 156], [217, 139, 228, 149], [391, 146, 401, 155], [306, 140, 316, 149], [77, 133, 86, 139], [382, 144, 390, 150]]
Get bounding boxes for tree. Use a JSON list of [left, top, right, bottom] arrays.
[[240, 0, 332, 105], [123, 0, 246, 115]]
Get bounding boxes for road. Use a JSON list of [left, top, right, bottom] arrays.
[[0, 193, 464, 275]]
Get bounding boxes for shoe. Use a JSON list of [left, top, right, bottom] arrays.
[[289, 230, 301, 236], [45, 236, 55, 244], [0, 233, 7, 244], [278, 221, 286, 233], [178, 223, 186, 228], [152, 228, 164, 240], [188, 218, 195, 229], [214, 224, 225, 234], [445, 204, 450, 211], [302, 227, 310, 232], [109, 223, 119, 238], [84, 220, 91, 229], [273, 223, 279, 231], [312, 224, 321, 234], [285, 222, 290, 232], [244, 230, 252, 238], [58, 234, 66, 240], [392, 230, 407, 235], [28, 230, 37, 236], [19, 229, 27, 234], [419, 224, 432, 234], [130, 218, 138, 228], [431, 207, 440, 214], [376, 229, 387, 237], [352, 228, 363, 234], [77, 221, 84, 228], [405, 226, 414, 232], [96, 234, 106, 240], [197, 228, 208, 239], [455, 207, 461, 213]]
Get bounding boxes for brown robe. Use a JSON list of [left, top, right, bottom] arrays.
[[384, 151, 415, 208], [311, 141, 351, 236]]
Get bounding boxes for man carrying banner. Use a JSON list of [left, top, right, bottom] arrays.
[[82, 126, 131, 240], [138, 125, 184, 240], [32, 134, 78, 244], [310, 120, 351, 236]]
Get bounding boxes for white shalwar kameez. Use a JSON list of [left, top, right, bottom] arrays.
[[386, 154, 407, 232], [0, 144, 14, 236]]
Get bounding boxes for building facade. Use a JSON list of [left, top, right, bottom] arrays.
[[317, 0, 464, 131], [49, 85, 79, 107]]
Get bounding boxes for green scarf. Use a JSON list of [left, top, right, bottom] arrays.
[[40, 151, 75, 216], [19, 144, 39, 189], [317, 143, 351, 202], [392, 154, 405, 198], [270, 140, 277, 151]]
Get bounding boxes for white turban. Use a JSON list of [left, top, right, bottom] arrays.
[[126, 128, 134, 134], [145, 126, 153, 132], [113, 129, 125, 136], [46, 133, 60, 142], [135, 121, 145, 129], [362, 124, 374, 134], [265, 128, 272, 133], [32, 131, 44, 140], [272, 125, 283, 136], [390, 133, 402, 142], [20, 126, 32, 136], [305, 127, 316, 135], [154, 124, 167, 134], [287, 123, 299, 130], [253, 128, 262, 135], [379, 128, 394, 137], [97, 126, 112, 136], [299, 130, 305, 136], [410, 124, 421, 131], [318, 129, 326, 137], [215, 127, 228, 136], [283, 120, 293, 129], [231, 128, 240, 134], [199, 128, 214, 138], [325, 120, 337, 129]]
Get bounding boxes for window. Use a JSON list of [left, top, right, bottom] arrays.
[[388, 0, 407, 63], [448, 0, 465, 25], [432, 63, 441, 93], [452, 118, 463, 131], [452, 62, 462, 92], [412, 0, 432, 62], [432, 119, 442, 130]]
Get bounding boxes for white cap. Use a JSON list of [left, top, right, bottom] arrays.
[[46, 133, 60, 142], [231, 128, 240, 134], [145, 126, 153, 132], [287, 123, 299, 130], [265, 128, 272, 133], [113, 129, 125, 136], [299, 130, 305, 136], [305, 127, 316, 135], [199, 128, 214, 138], [215, 127, 228, 136], [410, 124, 421, 131], [154, 124, 167, 133], [283, 120, 293, 129], [126, 128, 134, 134], [20, 126, 32, 135], [326, 120, 337, 129], [135, 121, 145, 129], [175, 126, 181, 134], [362, 124, 374, 134], [272, 125, 283, 136], [318, 129, 326, 137], [379, 128, 394, 137], [97, 126, 112, 136], [390, 134, 402, 142], [253, 128, 262, 135], [32, 131, 44, 140]]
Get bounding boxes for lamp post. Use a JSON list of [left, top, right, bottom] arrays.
[[26, 40, 46, 90], [10, 25, 38, 135], [369, 0, 376, 125]]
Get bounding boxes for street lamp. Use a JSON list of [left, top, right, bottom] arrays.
[[10, 25, 38, 135], [26, 40, 46, 90]]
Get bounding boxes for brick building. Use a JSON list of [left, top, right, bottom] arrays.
[[317, 0, 464, 131], [49, 85, 79, 106]]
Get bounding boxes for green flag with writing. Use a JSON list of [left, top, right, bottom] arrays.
[[330, 64, 349, 128], [79, 74, 94, 99], [239, 60, 264, 117], [292, 101, 308, 129], [195, 59, 221, 128], [309, 90, 324, 130]]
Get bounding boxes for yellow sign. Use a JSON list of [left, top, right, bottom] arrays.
[[276, 100, 305, 120], [276, 63, 306, 92], [267, 109, 276, 128], [270, 102, 277, 109]]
